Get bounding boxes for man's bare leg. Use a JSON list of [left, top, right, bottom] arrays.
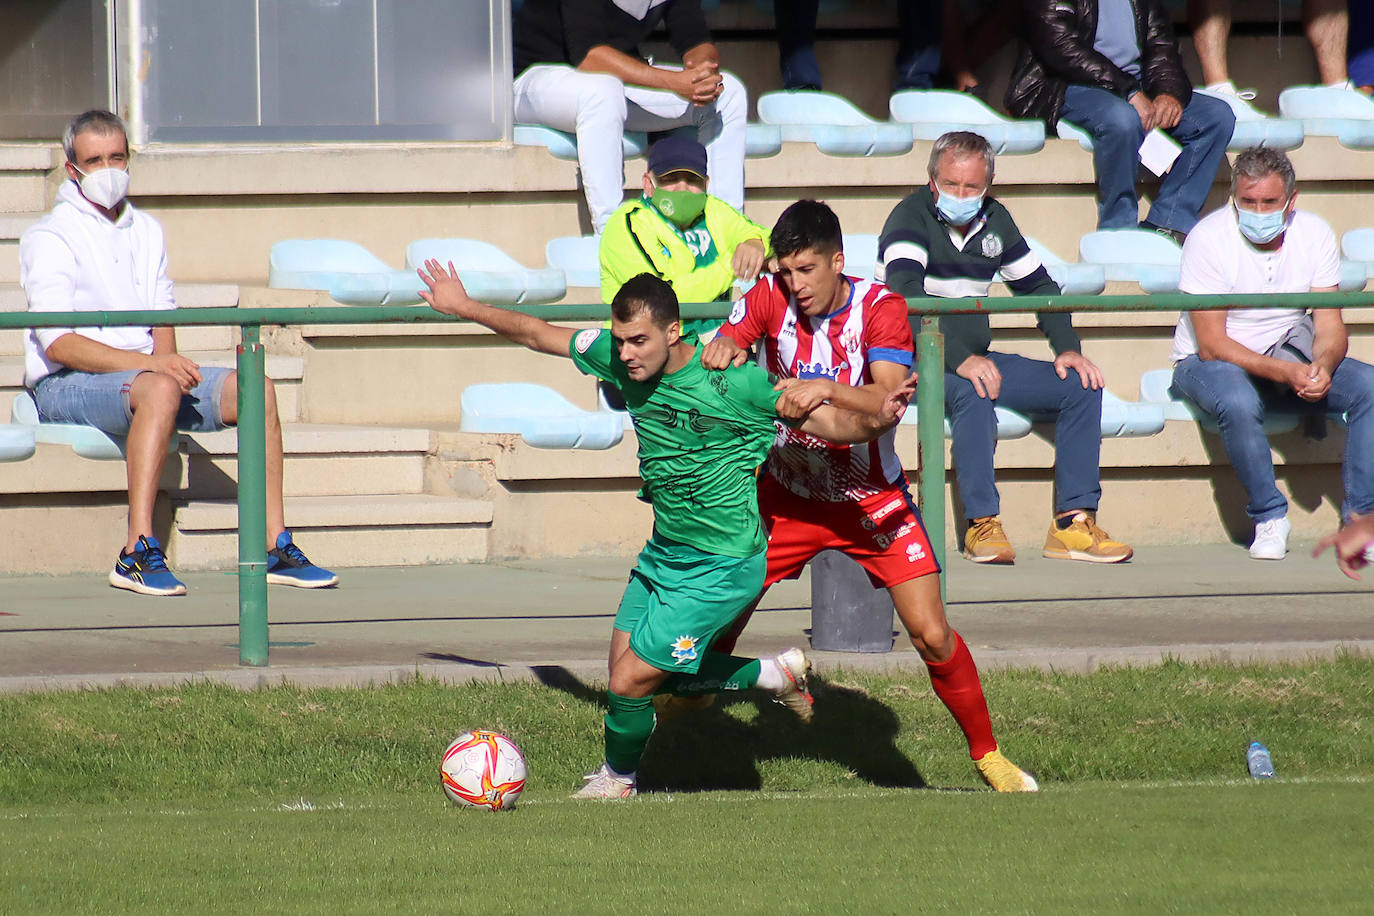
[[219, 372, 286, 543], [124, 371, 180, 551], [1189, 0, 1233, 87], [1304, 0, 1349, 86]]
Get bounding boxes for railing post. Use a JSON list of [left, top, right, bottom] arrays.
[[915, 314, 947, 604], [237, 325, 269, 667]]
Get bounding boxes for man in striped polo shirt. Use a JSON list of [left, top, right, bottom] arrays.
[[878, 131, 1132, 565]]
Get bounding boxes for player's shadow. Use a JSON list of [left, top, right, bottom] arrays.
[[531, 666, 926, 791]]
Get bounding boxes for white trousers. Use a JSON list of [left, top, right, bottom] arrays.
[[513, 64, 747, 233]]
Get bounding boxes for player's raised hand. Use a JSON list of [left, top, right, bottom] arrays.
[[877, 372, 918, 425], [774, 377, 834, 419], [417, 259, 476, 318], [701, 334, 749, 369]]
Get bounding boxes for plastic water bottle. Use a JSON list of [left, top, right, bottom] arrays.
[[1246, 741, 1276, 779]]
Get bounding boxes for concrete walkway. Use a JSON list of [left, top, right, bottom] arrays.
[[2, 543, 1371, 692]]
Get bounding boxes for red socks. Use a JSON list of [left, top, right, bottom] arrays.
[[925, 630, 998, 760]]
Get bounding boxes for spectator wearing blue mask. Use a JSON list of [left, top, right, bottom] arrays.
[[878, 131, 1133, 566], [1169, 146, 1374, 562]]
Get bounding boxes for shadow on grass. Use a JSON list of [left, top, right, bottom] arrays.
[[530, 666, 926, 792]]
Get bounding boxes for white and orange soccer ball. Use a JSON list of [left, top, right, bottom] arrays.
[[440, 730, 528, 811]]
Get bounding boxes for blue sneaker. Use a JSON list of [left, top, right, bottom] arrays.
[[266, 531, 338, 588], [108, 535, 187, 596]]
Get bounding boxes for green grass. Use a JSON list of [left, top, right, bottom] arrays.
[[2, 657, 1373, 912]]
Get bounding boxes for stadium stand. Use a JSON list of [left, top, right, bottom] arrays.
[[889, 90, 1045, 153], [1278, 85, 1374, 148], [756, 90, 914, 156], [459, 382, 623, 450]]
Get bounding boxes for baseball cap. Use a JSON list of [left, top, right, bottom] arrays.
[[647, 135, 708, 180]]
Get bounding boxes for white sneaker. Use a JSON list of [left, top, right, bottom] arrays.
[[1204, 79, 1257, 101], [571, 763, 637, 799], [1249, 516, 1292, 560], [769, 648, 815, 723]]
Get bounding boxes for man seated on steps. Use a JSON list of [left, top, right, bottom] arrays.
[[1169, 146, 1374, 562], [20, 110, 336, 596]]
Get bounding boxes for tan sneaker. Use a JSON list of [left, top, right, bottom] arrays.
[[963, 516, 1016, 564], [974, 748, 1039, 792], [1043, 511, 1133, 563]]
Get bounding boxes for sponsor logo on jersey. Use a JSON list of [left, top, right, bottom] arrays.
[[981, 232, 1003, 259], [797, 360, 845, 380], [670, 634, 700, 664], [574, 329, 599, 354], [728, 299, 747, 325], [871, 497, 905, 522], [874, 521, 916, 550], [906, 542, 927, 563]]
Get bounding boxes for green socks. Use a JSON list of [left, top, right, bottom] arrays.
[[604, 692, 656, 775], [661, 653, 763, 696]]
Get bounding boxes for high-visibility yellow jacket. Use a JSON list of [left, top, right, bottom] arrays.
[[599, 195, 769, 305]]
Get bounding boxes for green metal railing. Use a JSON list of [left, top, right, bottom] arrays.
[[6, 289, 1371, 662]]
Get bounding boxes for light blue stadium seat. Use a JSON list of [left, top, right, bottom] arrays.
[[1096, 390, 1166, 437], [460, 383, 623, 449], [899, 405, 1034, 439], [746, 123, 783, 158], [513, 124, 649, 161], [1342, 228, 1374, 279], [0, 423, 35, 462], [1339, 259, 1368, 292], [888, 90, 1046, 153], [10, 389, 176, 460], [1023, 236, 1106, 295], [268, 239, 423, 306], [1056, 119, 1095, 150], [1079, 229, 1182, 293], [843, 233, 879, 281], [1193, 88, 1306, 151], [546, 236, 602, 290], [1139, 368, 1301, 433], [757, 91, 914, 157], [1278, 86, 1374, 148], [597, 383, 634, 432], [405, 239, 566, 305]]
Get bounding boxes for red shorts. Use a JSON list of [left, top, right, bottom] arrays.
[[759, 473, 942, 589]]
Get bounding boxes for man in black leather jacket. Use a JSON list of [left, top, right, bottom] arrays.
[[1005, 0, 1235, 240]]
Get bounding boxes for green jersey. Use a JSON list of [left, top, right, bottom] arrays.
[[569, 329, 782, 557]]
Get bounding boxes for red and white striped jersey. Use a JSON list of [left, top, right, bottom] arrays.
[[718, 273, 914, 501]]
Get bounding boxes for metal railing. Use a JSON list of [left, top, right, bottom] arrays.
[[6, 289, 1371, 662]]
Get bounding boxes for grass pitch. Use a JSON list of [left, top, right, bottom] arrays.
[[2, 657, 1372, 912]]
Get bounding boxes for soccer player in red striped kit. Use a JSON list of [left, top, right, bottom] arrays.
[[702, 199, 1037, 791]]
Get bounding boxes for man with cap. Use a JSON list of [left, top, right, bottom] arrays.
[[599, 135, 769, 339]]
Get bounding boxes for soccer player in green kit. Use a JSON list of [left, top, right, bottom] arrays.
[[418, 262, 914, 799]]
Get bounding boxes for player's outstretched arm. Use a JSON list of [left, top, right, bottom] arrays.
[[790, 372, 917, 444], [418, 259, 575, 358]]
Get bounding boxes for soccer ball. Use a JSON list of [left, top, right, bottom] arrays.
[[440, 730, 527, 811]]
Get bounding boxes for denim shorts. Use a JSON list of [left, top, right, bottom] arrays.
[[32, 366, 233, 436]]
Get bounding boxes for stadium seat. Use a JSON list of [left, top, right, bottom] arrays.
[[899, 404, 1034, 439], [1342, 228, 1374, 279], [1056, 119, 1095, 150], [405, 239, 566, 305], [545, 236, 602, 291], [459, 383, 623, 449], [9, 389, 175, 460], [513, 124, 649, 161], [1023, 236, 1107, 296], [1096, 390, 1166, 437], [268, 239, 423, 306], [888, 90, 1046, 153], [0, 423, 35, 462], [757, 91, 914, 156], [746, 123, 783, 158], [843, 233, 879, 281], [1193, 88, 1305, 151], [1339, 259, 1369, 292], [1278, 86, 1374, 148], [597, 383, 634, 432], [1078, 229, 1182, 293]]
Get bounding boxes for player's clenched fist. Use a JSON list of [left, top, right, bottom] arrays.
[[774, 377, 835, 419], [417, 259, 477, 318], [700, 334, 749, 369]]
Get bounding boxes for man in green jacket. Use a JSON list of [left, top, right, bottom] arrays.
[[600, 135, 768, 337]]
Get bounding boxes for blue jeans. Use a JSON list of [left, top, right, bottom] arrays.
[[1171, 355, 1374, 522], [1060, 85, 1235, 233], [945, 352, 1103, 519], [33, 366, 233, 436]]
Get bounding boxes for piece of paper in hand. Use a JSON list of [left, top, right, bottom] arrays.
[[1138, 128, 1182, 177]]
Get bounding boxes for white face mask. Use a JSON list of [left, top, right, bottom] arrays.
[[73, 165, 130, 210]]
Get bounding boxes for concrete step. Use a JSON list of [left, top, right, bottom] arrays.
[[0, 174, 48, 213], [168, 493, 492, 570]]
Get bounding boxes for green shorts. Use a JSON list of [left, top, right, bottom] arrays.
[[615, 535, 766, 674]]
